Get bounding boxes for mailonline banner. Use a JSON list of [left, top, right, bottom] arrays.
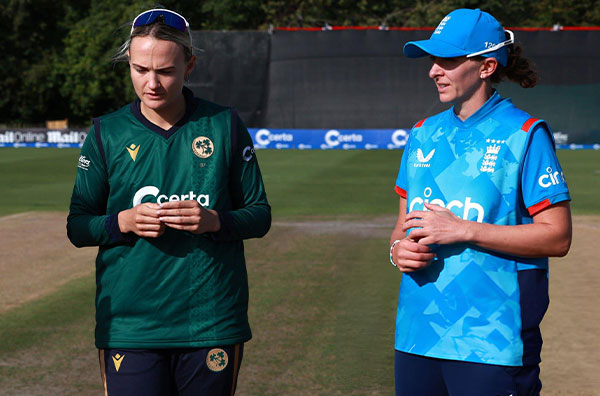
[[0, 129, 87, 148], [1, 128, 598, 150]]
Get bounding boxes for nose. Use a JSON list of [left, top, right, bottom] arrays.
[[147, 72, 160, 89], [429, 60, 443, 80]]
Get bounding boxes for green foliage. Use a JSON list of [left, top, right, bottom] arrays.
[[57, 0, 148, 123]]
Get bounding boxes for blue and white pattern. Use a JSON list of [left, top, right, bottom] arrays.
[[394, 92, 570, 366]]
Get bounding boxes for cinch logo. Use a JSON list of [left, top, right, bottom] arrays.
[[409, 187, 485, 223], [324, 130, 363, 147], [132, 186, 210, 207], [414, 148, 435, 167], [255, 129, 293, 146], [538, 167, 565, 188]]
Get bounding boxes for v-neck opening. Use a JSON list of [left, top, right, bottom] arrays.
[[130, 86, 198, 139]]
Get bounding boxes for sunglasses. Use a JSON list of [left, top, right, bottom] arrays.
[[466, 29, 514, 58], [131, 8, 192, 43]]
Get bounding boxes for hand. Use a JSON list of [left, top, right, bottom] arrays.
[[391, 237, 436, 272], [118, 203, 165, 238], [157, 200, 221, 234], [402, 203, 468, 245]]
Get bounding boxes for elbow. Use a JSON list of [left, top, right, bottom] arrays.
[[257, 207, 272, 238], [550, 230, 572, 257], [553, 236, 571, 257]]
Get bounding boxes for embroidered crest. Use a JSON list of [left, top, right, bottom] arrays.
[[480, 139, 505, 173], [206, 348, 228, 372], [192, 137, 214, 159]]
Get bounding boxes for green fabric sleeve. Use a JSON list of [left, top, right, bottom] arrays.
[[213, 114, 271, 241], [66, 125, 126, 247]]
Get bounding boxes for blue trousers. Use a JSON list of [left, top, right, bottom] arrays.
[[395, 350, 541, 396]]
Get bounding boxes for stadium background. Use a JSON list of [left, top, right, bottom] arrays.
[[1, 28, 599, 149]]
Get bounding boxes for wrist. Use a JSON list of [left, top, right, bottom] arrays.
[[117, 210, 130, 233], [390, 239, 402, 267]]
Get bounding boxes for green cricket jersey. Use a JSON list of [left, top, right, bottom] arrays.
[[67, 88, 271, 349]]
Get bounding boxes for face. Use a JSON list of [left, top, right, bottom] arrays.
[[428, 56, 485, 105], [129, 36, 195, 116]]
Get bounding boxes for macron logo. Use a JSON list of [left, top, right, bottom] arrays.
[[414, 149, 435, 167]]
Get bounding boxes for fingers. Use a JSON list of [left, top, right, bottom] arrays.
[[392, 238, 436, 272]]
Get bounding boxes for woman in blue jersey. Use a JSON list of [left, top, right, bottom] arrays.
[[67, 8, 271, 396], [389, 8, 572, 396]]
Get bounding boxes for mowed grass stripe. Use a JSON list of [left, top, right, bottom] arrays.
[[0, 148, 79, 215], [257, 149, 401, 217], [0, 148, 598, 216]]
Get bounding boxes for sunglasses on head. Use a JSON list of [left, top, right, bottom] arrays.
[[131, 8, 191, 36]]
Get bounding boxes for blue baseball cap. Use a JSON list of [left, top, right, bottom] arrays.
[[403, 9, 514, 66]]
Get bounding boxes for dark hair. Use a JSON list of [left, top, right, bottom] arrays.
[[113, 18, 193, 63], [490, 43, 538, 88]]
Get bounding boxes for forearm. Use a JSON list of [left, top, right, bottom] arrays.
[[67, 212, 114, 247], [465, 220, 570, 258], [214, 202, 271, 242]]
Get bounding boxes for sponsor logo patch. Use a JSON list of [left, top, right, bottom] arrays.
[[126, 144, 140, 161], [242, 146, 255, 162], [206, 348, 228, 372], [112, 353, 125, 372], [414, 148, 435, 167], [192, 136, 214, 159], [409, 187, 485, 223], [538, 166, 565, 188], [78, 155, 91, 171], [132, 186, 210, 207]]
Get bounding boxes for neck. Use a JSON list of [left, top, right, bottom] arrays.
[[454, 84, 494, 121], [141, 93, 186, 130]]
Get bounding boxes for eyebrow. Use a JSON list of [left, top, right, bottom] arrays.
[[131, 63, 177, 71]]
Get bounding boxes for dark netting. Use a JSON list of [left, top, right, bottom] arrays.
[[188, 31, 270, 126], [187, 29, 599, 144]]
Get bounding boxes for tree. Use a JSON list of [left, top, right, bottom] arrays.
[[57, 0, 148, 124]]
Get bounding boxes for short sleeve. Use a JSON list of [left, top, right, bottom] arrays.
[[394, 134, 412, 198], [521, 123, 571, 215]]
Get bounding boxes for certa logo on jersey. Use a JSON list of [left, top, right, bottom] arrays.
[[133, 186, 210, 207], [409, 187, 485, 223], [414, 148, 435, 167], [538, 167, 565, 188]]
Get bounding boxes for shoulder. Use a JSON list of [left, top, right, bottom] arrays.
[[411, 108, 452, 130], [96, 103, 132, 123], [190, 97, 232, 120]]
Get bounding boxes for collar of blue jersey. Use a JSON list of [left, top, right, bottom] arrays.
[[449, 90, 505, 127]]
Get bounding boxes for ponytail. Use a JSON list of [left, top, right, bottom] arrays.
[[491, 43, 538, 88]]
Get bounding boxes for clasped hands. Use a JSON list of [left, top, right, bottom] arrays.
[[118, 200, 221, 238], [392, 203, 467, 272]]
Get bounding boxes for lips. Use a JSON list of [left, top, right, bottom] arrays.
[[145, 92, 164, 100]]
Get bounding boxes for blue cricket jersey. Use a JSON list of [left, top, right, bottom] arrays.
[[394, 91, 570, 366]]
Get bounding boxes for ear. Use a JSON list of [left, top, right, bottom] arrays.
[[480, 57, 498, 79], [185, 55, 197, 77]]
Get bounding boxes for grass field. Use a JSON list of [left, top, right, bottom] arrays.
[[0, 148, 599, 395]]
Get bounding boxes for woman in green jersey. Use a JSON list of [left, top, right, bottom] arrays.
[[67, 8, 271, 396]]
